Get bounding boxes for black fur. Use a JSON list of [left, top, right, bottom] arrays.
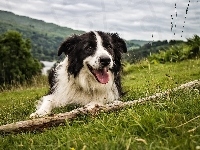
[[58, 32, 97, 77], [111, 33, 127, 96], [48, 65, 57, 94]]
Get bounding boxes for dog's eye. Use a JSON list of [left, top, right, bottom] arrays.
[[84, 44, 93, 51], [87, 46, 93, 51], [105, 43, 114, 55]]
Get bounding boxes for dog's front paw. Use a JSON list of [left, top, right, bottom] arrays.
[[29, 110, 49, 118], [84, 102, 104, 111], [30, 112, 40, 119]]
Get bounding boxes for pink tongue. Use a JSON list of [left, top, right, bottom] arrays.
[[93, 68, 109, 84]]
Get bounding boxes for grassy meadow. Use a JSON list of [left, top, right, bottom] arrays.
[[0, 59, 200, 150]]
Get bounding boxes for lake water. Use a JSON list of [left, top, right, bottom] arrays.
[[41, 61, 56, 75]]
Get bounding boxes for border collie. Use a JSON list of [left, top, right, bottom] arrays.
[[30, 31, 127, 118]]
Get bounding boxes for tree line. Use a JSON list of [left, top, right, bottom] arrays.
[[123, 36, 200, 63], [148, 35, 200, 63], [0, 30, 42, 86]]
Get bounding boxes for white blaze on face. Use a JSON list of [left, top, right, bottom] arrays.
[[94, 31, 113, 65], [83, 31, 114, 84], [92, 31, 113, 69]]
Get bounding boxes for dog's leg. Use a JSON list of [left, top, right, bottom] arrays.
[[30, 95, 54, 118]]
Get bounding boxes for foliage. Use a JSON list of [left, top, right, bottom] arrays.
[[186, 34, 200, 58], [148, 35, 200, 64], [0, 59, 200, 149], [123, 40, 183, 63], [148, 44, 189, 63], [0, 30, 42, 86]]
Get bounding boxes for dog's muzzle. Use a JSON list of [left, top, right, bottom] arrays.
[[87, 55, 112, 84], [99, 55, 111, 68]]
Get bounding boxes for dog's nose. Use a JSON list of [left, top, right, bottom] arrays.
[[99, 55, 111, 66]]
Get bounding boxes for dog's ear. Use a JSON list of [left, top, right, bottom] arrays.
[[111, 33, 127, 53], [58, 35, 80, 56]]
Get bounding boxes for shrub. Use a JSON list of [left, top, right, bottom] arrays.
[[148, 35, 200, 63], [0, 30, 42, 85]]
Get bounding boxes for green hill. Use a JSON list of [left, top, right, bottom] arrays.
[[0, 10, 84, 61], [0, 10, 84, 38], [127, 39, 150, 47]]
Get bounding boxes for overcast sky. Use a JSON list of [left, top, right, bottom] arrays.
[[0, 0, 199, 41]]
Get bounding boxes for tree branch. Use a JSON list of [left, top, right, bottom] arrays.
[[0, 79, 199, 134]]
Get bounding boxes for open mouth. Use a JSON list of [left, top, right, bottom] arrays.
[[87, 64, 109, 84]]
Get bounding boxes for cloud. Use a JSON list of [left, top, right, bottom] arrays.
[[0, 0, 199, 40]]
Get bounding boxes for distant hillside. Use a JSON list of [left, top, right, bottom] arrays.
[[0, 10, 84, 38], [128, 39, 150, 47], [125, 40, 151, 51], [0, 10, 84, 61]]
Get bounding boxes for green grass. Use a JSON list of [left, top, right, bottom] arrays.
[[122, 59, 200, 99], [0, 59, 200, 150]]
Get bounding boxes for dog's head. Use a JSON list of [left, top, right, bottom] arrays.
[[58, 31, 127, 84]]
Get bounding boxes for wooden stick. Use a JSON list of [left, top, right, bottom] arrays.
[[0, 79, 199, 134]]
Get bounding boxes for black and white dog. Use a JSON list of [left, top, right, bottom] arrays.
[[30, 31, 127, 118]]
